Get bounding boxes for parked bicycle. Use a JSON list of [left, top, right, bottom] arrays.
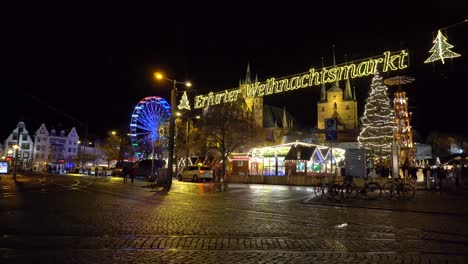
[[382, 177, 415, 200], [313, 176, 342, 202], [341, 176, 382, 200], [323, 180, 344, 202], [313, 176, 326, 200]]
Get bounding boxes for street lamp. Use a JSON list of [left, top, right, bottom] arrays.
[[176, 112, 200, 167], [12, 122, 24, 181], [12, 145, 20, 180], [154, 72, 192, 184], [111, 130, 124, 162]]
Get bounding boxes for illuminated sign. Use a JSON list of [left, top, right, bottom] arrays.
[[0, 161, 8, 174], [194, 50, 409, 110]]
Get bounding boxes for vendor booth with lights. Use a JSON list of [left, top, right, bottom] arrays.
[[227, 142, 345, 185]]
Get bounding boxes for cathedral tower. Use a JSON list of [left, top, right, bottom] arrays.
[[240, 63, 263, 129]]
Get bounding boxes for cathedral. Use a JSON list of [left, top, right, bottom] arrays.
[[239, 63, 359, 145], [239, 64, 295, 145]]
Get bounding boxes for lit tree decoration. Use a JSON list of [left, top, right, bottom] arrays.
[[177, 91, 191, 110], [424, 30, 461, 64], [358, 72, 395, 161]]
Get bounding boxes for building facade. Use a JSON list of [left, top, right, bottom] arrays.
[[317, 79, 358, 131], [31, 124, 80, 171], [2, 122, 34, 169], [239, 63, 295, 145]]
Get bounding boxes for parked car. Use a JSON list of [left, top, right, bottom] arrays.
[[177, 165, 213, 182], [134, 159, 166, 179], [112, 161, 133, 176]]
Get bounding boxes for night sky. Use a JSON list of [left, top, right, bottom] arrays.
[[2, 1, 467, 142]]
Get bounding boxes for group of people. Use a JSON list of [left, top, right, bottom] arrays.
[[122, 165, 136, 183]]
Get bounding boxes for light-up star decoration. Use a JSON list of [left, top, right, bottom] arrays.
[[177, 91, 191, 110], [424, 30, 461, 64]]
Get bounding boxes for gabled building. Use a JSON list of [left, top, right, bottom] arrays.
[[33, 123, 50, 171], [33, 124, 80, 172], [2, 121, 34, 169]]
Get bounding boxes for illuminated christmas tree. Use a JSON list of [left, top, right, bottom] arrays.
[[178, 91, 191, 110], [424, 29, 461, 64], [358, 72, 395, 161]]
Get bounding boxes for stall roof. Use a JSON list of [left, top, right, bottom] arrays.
[[284, 145, 317, 161]]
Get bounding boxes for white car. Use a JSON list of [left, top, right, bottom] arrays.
[[177, 166, 213, 182]]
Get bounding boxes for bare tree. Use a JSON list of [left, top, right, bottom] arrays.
[[198, 102, 263, 180]]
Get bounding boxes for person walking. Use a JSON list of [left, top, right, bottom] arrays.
[[437, 166, 446, 194], [122, 166, 129, 183], [129, 165, 136, 184]]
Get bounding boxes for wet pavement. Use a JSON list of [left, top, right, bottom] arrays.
[[1, 172, 468, 263]]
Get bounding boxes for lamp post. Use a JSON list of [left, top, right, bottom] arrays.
[[12, 122, 24, 181], [12, 145, 20, 180], [184, 114, 200, 167], [154, 72, 191, 185], [176, 112, 200, 168]]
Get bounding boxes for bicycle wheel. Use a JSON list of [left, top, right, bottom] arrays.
[[397, 183, 415, 199], [363, 182, 382, 200], [314, 183, 324, 200], [341, 182, 354, 200], [382, 181, 396, 199], [325, 183, 342, 202]]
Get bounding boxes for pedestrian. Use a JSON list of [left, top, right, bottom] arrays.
[[122, 166, 129, 183], [409, 166, 418, 187], [129, 165, 136, 184], [437, 166, 446, 193], [454, 164, 461, 187], [423, 166, 430, 190]]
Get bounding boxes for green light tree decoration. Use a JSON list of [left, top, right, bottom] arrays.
[[358, 72, 395, 162], [178, 91, 191, 110], [424, 29, 461, 64]]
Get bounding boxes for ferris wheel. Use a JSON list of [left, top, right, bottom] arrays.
[[130, 96, 171, 159]]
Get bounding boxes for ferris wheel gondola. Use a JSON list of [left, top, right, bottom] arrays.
[[129, 96, 171, 160]]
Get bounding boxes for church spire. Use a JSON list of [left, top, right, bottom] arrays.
[[282, 106, 288, 129], [344, 53, 352, 100], [344, 78, 353, 100], [245, 63, 251, 84], [332, 45, 339, 89], [320, 57, 327, 101]]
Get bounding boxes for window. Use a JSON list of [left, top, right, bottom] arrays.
[[296, 161, 306, 173], [42, 146, 46, 151], [277, 157, 285, 176], [263, 157, 276, 176], [22, 134, 27, 140], [321, 107, 324, 112], [12, 134, 18, 140], [21, 143, 30, 150], [36, 145, 41, 151]]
